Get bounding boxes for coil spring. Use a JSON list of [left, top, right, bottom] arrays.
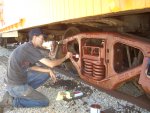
[[83, 59, 105, 79]]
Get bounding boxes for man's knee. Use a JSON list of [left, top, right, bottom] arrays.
[[42, 99, 49, 107]]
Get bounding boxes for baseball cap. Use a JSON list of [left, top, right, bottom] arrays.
[[28, 28, 46, 40]]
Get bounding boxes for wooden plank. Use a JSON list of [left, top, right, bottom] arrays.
[[145, 0, 150, 8], [93, 0, 102, 15], [85, 0, 94, 16]]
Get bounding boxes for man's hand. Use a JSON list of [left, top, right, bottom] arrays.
[[65, 52, 73, 59], [49, 70, 57, 83], [39, 52, 73, 68]]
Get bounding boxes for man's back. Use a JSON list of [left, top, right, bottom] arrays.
[[6, 42, 43, 86]]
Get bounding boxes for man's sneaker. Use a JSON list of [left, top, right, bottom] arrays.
[[0, 92, 13, 108]]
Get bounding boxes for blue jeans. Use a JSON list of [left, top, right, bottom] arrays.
[[6, 70, 50, 107]]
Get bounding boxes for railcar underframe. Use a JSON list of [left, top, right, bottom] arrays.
[[58, 32, 150, 97]]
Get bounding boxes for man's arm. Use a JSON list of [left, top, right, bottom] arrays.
[[28, 52, 72, 83], [29, 66, 50, 73], [29, 66, 57, 83], [39, 52, 72, 68]]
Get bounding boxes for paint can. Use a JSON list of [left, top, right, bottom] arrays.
[[90, 104, 101, 113]]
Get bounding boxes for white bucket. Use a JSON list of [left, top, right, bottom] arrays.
[[90, 104, 101, 113]]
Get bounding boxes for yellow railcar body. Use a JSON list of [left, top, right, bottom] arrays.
[[49, 0, 150, 20], [0, 0, 150, 32]]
